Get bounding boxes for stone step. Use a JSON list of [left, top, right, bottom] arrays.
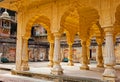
[[0, 74, 53, 82]]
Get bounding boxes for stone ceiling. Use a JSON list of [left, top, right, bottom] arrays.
[[0, 0, 120, 40], [0, 0, 55, 11]]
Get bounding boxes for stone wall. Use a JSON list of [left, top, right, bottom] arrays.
[[0, 43, 15, 62], [61, 43, 120, 64], [29, 47, 48, 62], [0, 42, 120, 64], [0, 43, 48, 63]]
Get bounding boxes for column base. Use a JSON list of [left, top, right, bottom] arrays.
[[51, 64, 63, 75], [103, 67, 117, 78], [16, 66, 21, 71], [97, 64, 104, 68], [80, 65, 89, 70], [21, 66, 29, 71], [88, 61, 90, 64], [103, 76, 117, 82], [21, 61, 29, 71], [68, 61, 74, 66], [51, 69, 63, 75], [48, 62, 53, 67]]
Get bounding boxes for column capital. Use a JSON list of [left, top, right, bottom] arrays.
[[66, 33, 75, 45], [81, 40, 86, 45], [67, 39, 74, 46], [68, 43, 73, 46], [50, 42, 54, 45], [22, 35, 29, 40], [22, 37, 28, 44], [47, 35, 54, 43], [86, 40, 90, 47], [49, 41, 54, 44], [96, 37, 103, 45], [104, 26, 114, 33], [53, 32, 61, 38]]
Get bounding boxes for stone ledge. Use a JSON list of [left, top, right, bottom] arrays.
[[11, 69, 104, 82]]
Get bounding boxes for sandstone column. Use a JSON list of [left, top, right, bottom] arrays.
[[80, 40, 89, 70], [96, 38, 104, 68], [103, 27, 116, 80], [51, 33, 63, 75], [86, 40, 90, 64], [48, 42, 54, 67], [66, 33, 74, 66], [21, 37, 29, 71], [68, 44, 74, 66], [15, 13, 24, 71]]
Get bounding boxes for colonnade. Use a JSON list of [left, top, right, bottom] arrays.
[[0, 0, 118, 81], [16, 26, 116, 81], [47, 27, 116, 81]]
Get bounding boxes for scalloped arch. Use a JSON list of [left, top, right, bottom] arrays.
[[23, 15, 51, 39], [60, 7, 79, 32], [61, 5, 99, 40], [89, 22, 104, 38]]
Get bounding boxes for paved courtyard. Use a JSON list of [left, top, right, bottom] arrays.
[[0, 62, 120, 82]]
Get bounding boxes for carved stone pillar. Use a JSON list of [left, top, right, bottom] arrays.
[[66, 33, 74, 66], [96, 38, 104, 68], [86, 41, 90, 64], [103, 27, 117, 80], [51, 33, 63, 75], [68, 44, 74, 66], [96, 44, 104, 68], [21, 38, 29, 71], [48, 42, 54, 67], [80, 40, 89, 70]]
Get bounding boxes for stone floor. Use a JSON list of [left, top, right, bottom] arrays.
[[0, 73, 53, 82], [0, 61, 120, 82]]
